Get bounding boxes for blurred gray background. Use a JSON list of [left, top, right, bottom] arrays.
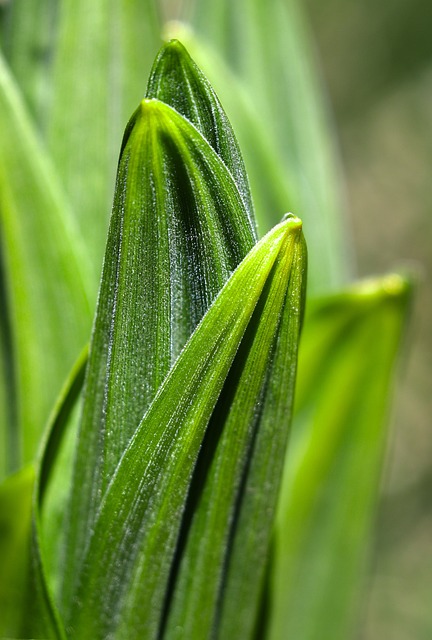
[[305, 1, 432, 637]]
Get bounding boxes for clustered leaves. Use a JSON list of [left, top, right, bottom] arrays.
[[0, 3, 412, 640]]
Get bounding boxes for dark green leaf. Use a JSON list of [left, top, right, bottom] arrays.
[[162, 24, 296, 239], [66, 216, 306, 639], [146, 39, 255, 227], [61, 97, 257, 613]]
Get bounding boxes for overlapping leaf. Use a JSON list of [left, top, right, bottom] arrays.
[[146, 39, 255, 224], [0, 51, 92, 467], [65, 216, 305, 639], [268, 274, 412, 640], [163, 221, 305, 640], [60, 95, 257, 612]]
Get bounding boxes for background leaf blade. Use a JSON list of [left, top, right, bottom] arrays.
[[267, 274, 413, 640], [0, 51, 92, 467]]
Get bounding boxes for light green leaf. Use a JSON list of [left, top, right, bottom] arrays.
[[175, 0, 351, 292], [0, 51, 93, 467], [66, 216, 306, 639], [46, 0, 162, 275], [61, 96, 257, 613], [0, 465, 34, 638], [164, 223, 306, 640], [268, 274, 413, 640]]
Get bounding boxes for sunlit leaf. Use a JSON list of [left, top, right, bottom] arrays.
[[267, 274, 413, 640], [164, 222, 306, 640]]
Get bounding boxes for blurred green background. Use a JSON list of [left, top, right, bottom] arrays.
[[305, 1, 432, 637]]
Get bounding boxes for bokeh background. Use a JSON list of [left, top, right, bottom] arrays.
[[305, 1, 432, 637]]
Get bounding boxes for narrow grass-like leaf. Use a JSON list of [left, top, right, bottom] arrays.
[[164, 221, 306, 640], [61, 97, 257, 612], [182, 0, 351, 291], [146, 39, 255, 224], [0, 51, 93, 466], [267, 274, 413, 640], [66, 216, 305, 639], [0, 465, 34, 637], [20, 349, 88, 640], [46, 0, 161, 273]]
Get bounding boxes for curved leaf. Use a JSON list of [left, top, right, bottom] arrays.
[[0, 465, 34, 637], [164, 223, 306, 640], [268, 274, 413, 640], [21, 348, 88, 640], [61, 97, 257, 611], [0, 51, 92, 466], [163, 23, 297, 239], [146, 39, 255, 227], [67, 216, 306, 639]]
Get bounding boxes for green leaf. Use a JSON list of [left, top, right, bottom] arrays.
[[164, 222, 306, 640], [66, 215, 306, 639], [0, 51, 93, 466], [21, 349, 88, 640], [60, 97, 257, 612], [163, 24, 297, 238], [146, 39, 255, 227], [0, 465, 34, 638], [46, 0, 162, 275], [267, 274, 413, 640], [176, 0, 352, 292]]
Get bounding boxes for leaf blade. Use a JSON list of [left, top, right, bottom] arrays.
[[61, 95, 257, 612], [0, 51, 92, 466], [67, 216, 305, 639], [268, 274, 413, 640]]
